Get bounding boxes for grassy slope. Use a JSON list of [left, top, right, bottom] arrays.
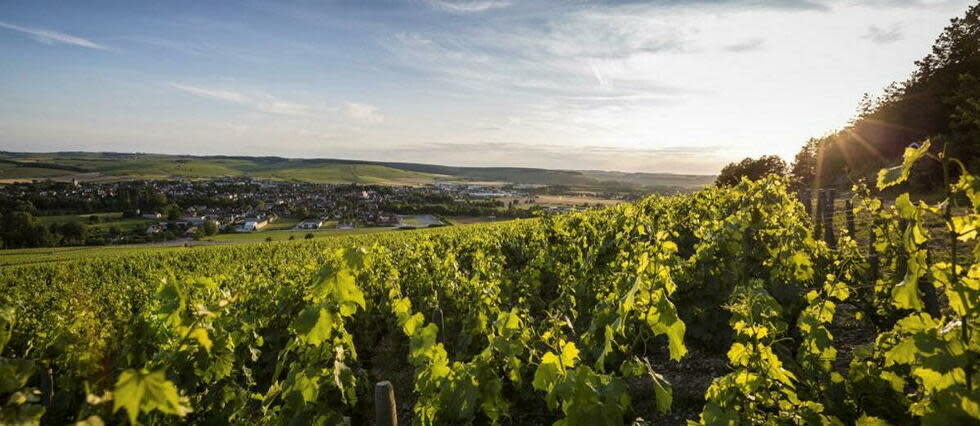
[[0, 153, 444, 185], [0, 220, 486, 266], [0, 152, 714, 189], [0, 244, 188, 267], [37, 212, 155, 231], [0, 225, 430, 266]]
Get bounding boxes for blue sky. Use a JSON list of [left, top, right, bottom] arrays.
[[0, 0, 973, 173]]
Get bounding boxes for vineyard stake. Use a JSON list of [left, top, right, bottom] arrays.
[[919, 249, 941, 318], [375, 381, 398, 426], [823, 190, 837, 248], [814, 190, 824, 239]]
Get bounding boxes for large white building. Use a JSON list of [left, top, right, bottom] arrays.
[[236, 218, 268, 232], [296, 219, 323, 230]]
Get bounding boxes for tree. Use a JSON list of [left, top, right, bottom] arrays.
[[166, 205, 183, 221], [0, 211, 55, 248], [787, 3, 980, 187], [790, 138, 821, 189], [202, 220, 219, 236], [715, 155, 788, 186], [58, 221, 89, 246]]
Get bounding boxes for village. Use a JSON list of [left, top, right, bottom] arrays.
[[0, 176, 633, 248]]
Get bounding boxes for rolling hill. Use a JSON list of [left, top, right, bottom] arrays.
[[0, 151, 715, 191]]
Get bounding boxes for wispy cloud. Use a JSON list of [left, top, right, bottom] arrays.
[[862, 24, 904, 44], [0, 21, 111, 50], [380, 6, 696, 119], [723, 38, 765, 52], [427, 0, 512, 13], [169, 83, 310, 116], [382, 141, 730, 173], [345, 103, 385, 123], [170, 83, 247, 103]]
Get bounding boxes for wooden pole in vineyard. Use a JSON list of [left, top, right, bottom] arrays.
[[800, 189, 812, 216], [869, 219, 879, 283], [845, 199, 855, 237], [375, 381, 398, 426], [814, 190, 824, 239], [823, 189, 837, 249], [919, 249, 941, 318]]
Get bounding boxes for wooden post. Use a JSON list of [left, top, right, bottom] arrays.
[[375, 381, 397, 426], [799, 189, 812, 216], [845, 199, 855, 237], [814, 190, 824, 239], [919, 249, 941, 318], [823, 190, 837, 248], [868, 220, 879, 284]]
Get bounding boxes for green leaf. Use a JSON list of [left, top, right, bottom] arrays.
[[892, 269, 925, 311], [401, 312, 424, 337], [646, 294, 688, 361], [187, 328, 213, 353], [727, 342, 750, 366], [0, 359, 35, 394], [291, 306, 335, 347], [532, 352, 563, 391], [113, 369, 190, 424], [313, 266, 365, 317], [1, 403, 45, 426], [895, 194, 916, 219], [74, 415, 105, 426], [950, 216, 977, 241], [0, 306, 14, 355], [154, 279, 186, 327], [884, 338, 918, 366], [559, 341, 579, 368], [648, 367, 673, 414], [877, 140, 931, 189], [856, 414, 890, 425]]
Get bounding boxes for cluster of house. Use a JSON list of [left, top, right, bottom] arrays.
[[143, 214, 212, 236], [432, 182, 531, 199], [9, 177, 547, 241], [142, 210, 280, 235]]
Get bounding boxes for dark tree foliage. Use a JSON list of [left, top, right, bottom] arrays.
[[202, 220, 219, 236], [0, 211, 56, 249], [715, 155, 787, 186], [790, 3, 980, 189]]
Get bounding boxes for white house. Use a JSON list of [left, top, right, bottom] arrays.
[[236, 218, 269, 232], [296, 219, 324, 230]]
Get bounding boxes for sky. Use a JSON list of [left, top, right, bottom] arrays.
[[0, 0, 973, 174]]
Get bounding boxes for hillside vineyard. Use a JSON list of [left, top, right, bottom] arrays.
[[1, 144, 978, 424]]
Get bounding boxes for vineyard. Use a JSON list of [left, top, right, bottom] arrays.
[[1, 142, 978, 425]]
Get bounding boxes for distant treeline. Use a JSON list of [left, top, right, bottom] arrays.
[[0, 158, 89, 173]]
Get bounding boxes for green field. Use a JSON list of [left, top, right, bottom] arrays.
[[36, 212, 155, 231], [0, 244, 188, 267], [261, 218, 303, 231], [0, 225, 426, 266], [0, 166, 67, 179], [205, 226, 394, 243]]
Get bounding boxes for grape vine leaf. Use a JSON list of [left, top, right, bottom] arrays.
[[113, 369, 189, 424], [877, 140, 931, 189]]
